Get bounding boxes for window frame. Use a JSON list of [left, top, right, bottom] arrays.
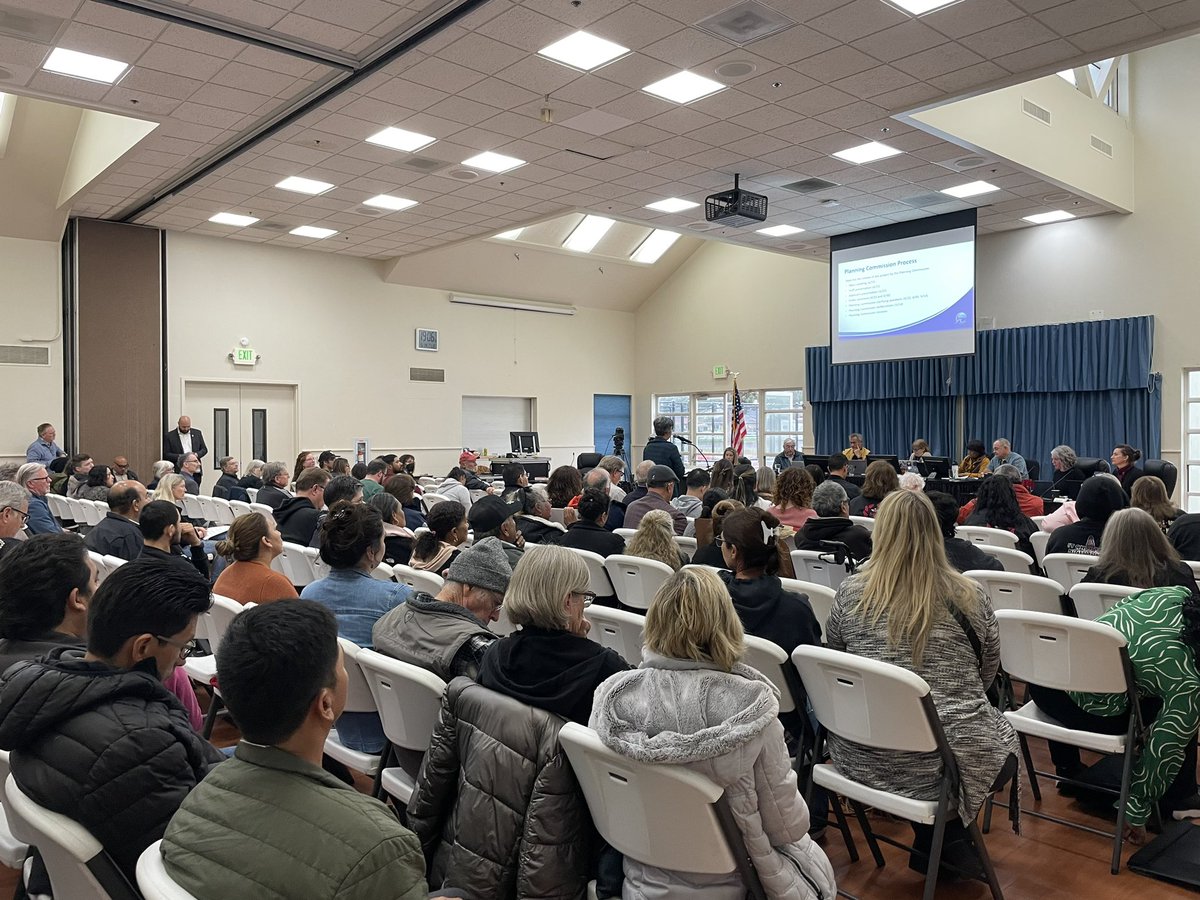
[[652, 387, 803, 469]]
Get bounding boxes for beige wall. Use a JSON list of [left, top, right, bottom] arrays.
[[165, 232, 635, 476]]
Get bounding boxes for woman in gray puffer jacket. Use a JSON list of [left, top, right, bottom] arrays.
[[590, 566, 836, 900]]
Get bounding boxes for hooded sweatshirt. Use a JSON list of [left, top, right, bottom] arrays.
[[718, 570, 822, 653], [478, 625, 628, 724], [274, 496, 321, 545], [795, 516, 872, 563], [1045, 475, 1128, 556]]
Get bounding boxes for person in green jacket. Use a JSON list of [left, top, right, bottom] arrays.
[[162, 600, 453, 899]]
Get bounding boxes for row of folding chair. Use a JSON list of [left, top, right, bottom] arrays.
[[966, 569, 1141, 621], [180, 494, 238, 527], [47, 494, 107, 528], [611, 527, 698, 555], [87, 552, 127, 585]]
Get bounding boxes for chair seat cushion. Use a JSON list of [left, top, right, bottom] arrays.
[[381, 767, 416, 804], [323, 730, 380, 775], [813, 763, 939, 824], [182, 655, 217, 687], [1004, 701, 1127, 754]]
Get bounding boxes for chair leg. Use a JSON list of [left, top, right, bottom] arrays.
[[1018, 734, 1041, 802], [1112, 744, 1137, 875], [966, 819, 1005, 900], [371, 744, 393, 800], [982, 794, 994, 834], [201, 694, 223, 740], [849, 801, 885, 868], [829, 796, 859, 863], [922, 781, 952, 900]]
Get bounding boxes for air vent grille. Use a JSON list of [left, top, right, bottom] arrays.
[[903, 192, 951, 208], [696, 1, 795, 45], [977, 316, 996, 331], [781, 177, 839, 194], [1090, 134, 1114, 157], [392, 156, 448, 172], [255, 221, 290, 231], [410, 367, 445, 383], [0, 344, 50, 366], [1022, 98, 1052, 126]]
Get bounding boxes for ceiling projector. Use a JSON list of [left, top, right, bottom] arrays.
[[705, 174, 768, 227]]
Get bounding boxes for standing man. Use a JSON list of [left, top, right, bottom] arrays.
[[26, 424, 65, 465], [15, 464, 60, 535], [163, 416, 208, 488], [772, 439, 804, 473], [642, 416, 686, 487], [987, 438, 1029, 480]]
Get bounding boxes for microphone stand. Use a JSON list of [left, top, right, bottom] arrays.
[[677, 437, 710, 466]]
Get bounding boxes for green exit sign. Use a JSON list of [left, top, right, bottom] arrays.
[[233, 348, 256, 366], [712, 364, 728, 379]]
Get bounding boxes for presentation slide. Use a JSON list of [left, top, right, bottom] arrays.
[[830, 224, 976, 364]]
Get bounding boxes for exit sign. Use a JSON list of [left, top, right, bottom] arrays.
[[232, 348, 257, 366], [712, 364, 728, 379]]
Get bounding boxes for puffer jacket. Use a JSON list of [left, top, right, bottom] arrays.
[[407, 677, 593, 900], [0, 647, 224, 879], [589, 652, 836, 900]]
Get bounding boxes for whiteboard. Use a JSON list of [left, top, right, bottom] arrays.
[[462, 396, 534, 456]]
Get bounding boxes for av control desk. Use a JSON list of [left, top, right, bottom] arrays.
[[483, 456, 551, 480]]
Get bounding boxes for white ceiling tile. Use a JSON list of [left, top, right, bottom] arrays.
[[830, 65, 919, 100], [814, 100, 889, 128], [639, 28, 730, 68], [872, 82, 945, 111], [402, 56, 487, 93], [806, 0, 909, 42], [495, 56, 583, 95], [791, 44, 881, 81], [1070, 13, 1163, 50], [993, 38, 1085, 72], [57, 21, 154, 63], [437, 32, 528, 75], [1149, 0, 1200, 28], [959, 17, 1064, 56], [209, 61, 299, 97], [926, 60, 1010, 93], [689, 88, 767, 118], [425, 95, 503, 126], [851, 19, 949, 63], [173, 101, 246, 129], [1036, 0, 1144, 34], [643, 105, 720, 135], [729, 104, 805, 132], [924, 0, 1026, 39], [271, 13, 362, 50], [481, 5, 577, 52], [748, 26, 841, 65], [778, 84, 860, 116], [590, 4, 686, 50], [736, 68, 821, 101], [893, 42, 987, 80]]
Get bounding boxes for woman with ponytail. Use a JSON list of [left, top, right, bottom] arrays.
[[212, 513, 297, 605], [409, 500, 468, 574]]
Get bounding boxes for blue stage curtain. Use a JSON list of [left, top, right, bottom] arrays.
[[811, 397, 956, 459], [805, 346, 952, 402]]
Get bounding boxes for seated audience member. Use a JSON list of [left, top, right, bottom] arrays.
[[754, 466, 776, 509], [499, 463, 529, 505], [275, 467, 331, 546], [373, 538, 511, 681], [843, 433, 871, 460], [257, 461, 293, 509], [214, 456, 248, 501], [516, 485, 569, 546], [979, 463, 1046, 518], [692, 496, 741, 569], [625, 465, 688, 535], [408, 545, 622, 899], [928, 492, 1003, 574], [25, 423, 64, 465], [236, 459, 265, 492], [772, 438, 805, 473], [733, 463, 761, 509], [301, 502, 411, 753], [722, 447, 737, 466], [331, 457, 351, 476], [827, 490, 1017, 872], [469, 495, 525, 567], [212, 512, 297, 605], [384, 472, 426, 530], [623, 459, 655, 507], [848, 460, 898, 518], [0, 534, 94, 671], [435, 467, 474, 509], [582, 466, 626, 531], [0, 462, 19, 482], [962, 475, 1038, 557], [146, 459, 174, 491], [898, 471, 926, 493], [358, 458, 389, 499], [560, 487, 626, 558], [1046, 473, 1127, 556], [307, 474, 365, 548], [178, 453, 202, 494], [626, 509, 688, 571], [367, 492, 415, 567], [708, 458, 735, 496], [547, 465, 583, 509], [987, 438, 1028, 480], [16, 464, 60, 535], [397, 454, 417, 476], [1082, 508, 1199, 596], [294, 450, 317, 484], [797, 481, 873, 563], [317, 451, 336, 472], [597, 455, 627, 499], [825, 452, 862, 500], [805, 463, 826, 487], [76, 464, 114, 501], [162, 601, 436, 900], [61, 453, 94, 498], [0, 482, 31, 561], [770, 465, 819, 529], [456, 450, 492, 493], [1026, 583, 1200, 836], [85, 480, 147, 560], [672, 468, 710, 520], [957, 439, 990, 478], [0, 560, 222, 882], [140, 499, 207, 578], [409, 500, 467, 573], [1131, 475, 1183, 534], [1047, 445, 1085, 498], [1111, 444, 1144, 495], [1039, 497, 1079, 532], [1169, 510, 1200, 562], [351, 463, 366, 480], [590, 567, 836, 899]]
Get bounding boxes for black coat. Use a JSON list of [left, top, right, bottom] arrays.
[[84, 511, 145, 561], [796, 516, 872, 563], [162, 428, 207, 466], [1169, 514, 1200, 561], [275, 497, 320, 546], [256, 484, 291, 510], [213, 472, 249, 502], [641, 437, 685, 485], [559, 520, 626, 558], [718, 570, 822, 651], [943, 538, 1003, 574]]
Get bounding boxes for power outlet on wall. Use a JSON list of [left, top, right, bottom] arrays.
[[1089, 309, 1105, 320]]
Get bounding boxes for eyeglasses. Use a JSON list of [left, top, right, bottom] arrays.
[[572, 590, 596, 607], [714, 537, 728, 547], [1, 507, 28, 523], [28, 476, 50, 483], [155, 635, 199, 659]]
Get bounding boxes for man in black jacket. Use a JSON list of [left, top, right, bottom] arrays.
[[163, 416, 208, 486], [257, 461, 293, 509], [275, 467, 330, 545], [214, 456, 249, 502], [796, 481, 872, 563], [1045, 473, 1127, 557], [642, 416, 686, 487], [0, 533, 94, 672], [85, 481, 146, 561], [0, 559, 222, 882], [825, 452, 862, 501]]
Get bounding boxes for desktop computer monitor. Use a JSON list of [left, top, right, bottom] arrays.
[[510, 431, 540, 454], [913, 456, 951, 479], [867, 454, 902, 474]]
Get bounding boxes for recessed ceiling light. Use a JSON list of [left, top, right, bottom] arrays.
[[883, 0, 965, 15], [363, 194, 418, 211], [289, 225, 338, 239], [462, 151, 526, 173], [563, 215, 615, 253], [643, 70, 726, 104], [757, 224, 805, 237], [832, 141, 902, 165], [538, 31, 630, 71], [1022, 210, 1076, 225], [365, 126, 436, 152], [43, 47, 128, 84], [208, 212, 259, 227], [494, 228, 523, 240], [631, 229, 681, 264], [645, 197, 700, 213], [276, 176, 335, 195], [941, 180, 1000, 199]]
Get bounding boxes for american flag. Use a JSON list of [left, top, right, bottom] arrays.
[[730, 379, 747, 457]]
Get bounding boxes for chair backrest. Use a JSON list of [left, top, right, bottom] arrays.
[[1143, 459, 1178, 496], [80, 499, 103, 527], [65, 497, 87, 525], [136, 841, 199, 900], [955, 525, 1019, 548], [304, 547, 331, 580], [741, 634, 796, 714], [228, 499, 253, 519], [548, 507, 567, 525], [101, 556, 127, 577], [614, 527, 637, 544], [371, 562, 394, 581], [212, 496, 236, 526], [586, 605, 646, 665], [197, 496, 222, 526], [46, 493, 69, 520], [792, 645, 936, 753], [577, 452, 602, 471], [420, 493, 448, 515], [603, 554, 674, 610], [977, 544, 1034, 574], [88, 551, 109, 584], [355, 648, 446, 751], [1068, 582, 1140, 621], [1042, 552, 1098, 591], [247, 503, 275, 527], [181, 495, 205, 522], [789, 549, 847, 590], [1029, 530, 1051, 564], [280, 542, 313, 586], [95, 501, 110, 516], [994, 610, 1130, 693], [778, 578, 836, 636], [205, 595, 243, 656], [673, 535, 698, 555], [847, 515, 874, 532], [337, 637, 379, 714], [391, 564, 444, 596], [244, 488, 258, 503], [964, 570, 1064, 615], [564, 547, 616, 596]]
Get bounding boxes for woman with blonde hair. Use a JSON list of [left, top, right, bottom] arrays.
[[848, 459, 899, 518], [212, 513, 297, 605], [590, 567, 836, 899], [827, 489, 1017, 876], [1130, 475, 1183, 534], [626, 509, 687, 570], [768, 465, 817, 530]]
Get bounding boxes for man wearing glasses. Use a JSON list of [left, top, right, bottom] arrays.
[[15, 463, 60, 535], [0, 481, 30, 561]]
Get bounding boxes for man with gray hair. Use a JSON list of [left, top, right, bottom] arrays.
[[257, 461, 292, 510], [16, 463, 59, 536], [622, 459, 655, 509], [583, 466, 626, 531], [795, 480, 871, 562], [642, 416, 686, 486], [516, 485, 569, 546], [0, 463, 20, 483], [987, 438, 1028, 479], [597, 455, 627, 501], [178, 452, 202, 494], [0, 481, 31, 561], [214, 456, 246, 501]]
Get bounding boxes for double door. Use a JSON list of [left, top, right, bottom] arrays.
[[181, 381, 297, 482]]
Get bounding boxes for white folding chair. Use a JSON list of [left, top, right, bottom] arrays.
[[184, 595, 244, 739], [95, 501, 110, 516], [181, 495, 206, 522], [1029, 531, 1051, 564], [603, 555, 673, 611], [848, 515, 875, 532], [564, 547, 616, 597], [324, 638, 383, 783], [792, 646, 1003, 900], [136, 841, 199, 900], [789, 549, 848, 590], [66, 498, 88, 527], [88, 551, 109, 584], [549, 507, 567, 525], [229, 499, 253, 519], [490, 603, 518, 637], [1042, 553, 1098, 591], [1068, 582, 1139, 621], [280, 542, 314, 586], [3, 774, 139, 900], [977, 545, 1034, 574], [355, 649, 447, 805], [371, 562, 394, 581], [614, 527, 637, 544], [197, 495, 224, 526], [300, 546, 330, 582], [391, 564, 444, 596], [586, 605, 645, 665], [1186, 560, 1200, 582], [965, 570, 1065, 615], [420, 493, 448, 515], [741, 635, 802, 717], [955, 526, 1019, 548], [101, 555, 128, 577], [673, 535, 698, 556], [210, 496, 235, 526], [559, 723, 772, 900], [244, 488, 259, 503], [1029, 516, 1045, 528], [248, 502, 276, 527], [0, 751, 28, 870], [80, 500, 103, 527], [779, 578, 836, 638], [46, 493, 69, 523], [991, 610, 1140, 874]]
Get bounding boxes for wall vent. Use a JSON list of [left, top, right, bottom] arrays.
[[0, 344, 50, 366], [409, 367, 445, 383], [1090, 134, 1114, 157], [977, 316, 996, 331], [1022, 98, 1052, 126]]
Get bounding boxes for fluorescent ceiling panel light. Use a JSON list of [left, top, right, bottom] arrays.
[[941, 180, 1000, 199], [538, 31, 629, 71], [832, 141, 902, 165], [756, 224, 804, 237], [208, 212, 259, 227], [563, 215, 615, 253], [645, 197, 699, 213], [365, 126, 436, 152], [643, 70, 726, 104], [883, 0, 964, 14], [1022, 210, 1075, 224], [43, 47, 128, 84], [631, 229, 680, 264], [363, 194, 418, 211], [494, 228, 523, 240], [462, 151, 526, 173], [276, 175, 334, 194], [289, 225, 338, 239]]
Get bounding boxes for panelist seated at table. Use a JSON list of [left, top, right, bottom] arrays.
[[842, 432, 870, 460], [986, 438, 1028, 480], [1044, 445, 1090, 499], [905, 439, 932, 463], [957, 439, 990, 478]]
